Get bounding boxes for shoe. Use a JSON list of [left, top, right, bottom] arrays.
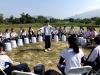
[[48, 48, 52, 51], [44, 49, 48, 52]]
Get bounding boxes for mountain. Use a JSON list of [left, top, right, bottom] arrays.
[[70, 8, 100, 19]]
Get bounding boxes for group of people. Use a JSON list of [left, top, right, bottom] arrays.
[[0, 33, 100, 75], [0, 20, 100, 75]]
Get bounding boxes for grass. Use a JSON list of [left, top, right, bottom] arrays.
[[1, 24, 99, 71], [7, 41, 91, 71]]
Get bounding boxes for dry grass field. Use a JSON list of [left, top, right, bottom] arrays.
[[1, 25, 100, 72]]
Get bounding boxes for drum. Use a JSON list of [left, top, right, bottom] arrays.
[[5, 42, 12, 51], [17, 39, 23, 46], [31, 37, 37, 43], [38, 36, 43, 42], [54, 35, 58, 42], [24, 38, 29, 44], [11, 40, 17, 48], [62, 35, 66, 42], [81, 38, 87, 47]]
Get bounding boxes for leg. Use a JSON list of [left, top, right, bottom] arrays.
[[13, 63, 30, 72]]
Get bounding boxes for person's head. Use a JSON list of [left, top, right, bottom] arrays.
[[45, 69, 62, 75], [34, 64, 45, 75], [5, 29, 9, 32], [68, 34, 79, 53], [94, 35, 100, 45], [45, 20, 49, 25], [0, 42, 5, 53]]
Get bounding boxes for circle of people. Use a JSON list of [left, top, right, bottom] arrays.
[[0, 21, 100, 75]]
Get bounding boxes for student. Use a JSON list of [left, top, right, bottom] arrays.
[[62, 26, 67, 35], [58, 26, 63, 41], [84, 35, 100, 71], [28, 27, 35, 42], [10, 28, 18, 40], [0, 42, 30, 75], [3, 29, 10, 42], [42, 20, 54, 52], [20, 29, 28, 42], [58, 34, 84, 75], [78, 26, 85, 37], [69, 26, 75, 35]]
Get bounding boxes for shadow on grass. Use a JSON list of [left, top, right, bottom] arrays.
[[16, 48, 44, 54]]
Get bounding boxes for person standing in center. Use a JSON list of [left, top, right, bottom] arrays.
[[43, 20, 54, 52]]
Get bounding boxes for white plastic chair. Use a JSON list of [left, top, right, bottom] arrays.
[[66, 66, 92, 75], [12, 70, 37, 75], [0, 67, 7, 75]]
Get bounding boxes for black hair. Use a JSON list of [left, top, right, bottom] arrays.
[[94, 35, 100, 45], [45, 20, 49, 23], [45, 69, 62, 75], [0, 42, 5, 51], [68, 34, 79, 53]]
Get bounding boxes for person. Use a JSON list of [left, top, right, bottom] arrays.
[[20, 29, 28, 43], [0, 42, 30, 75], [41, 20, 54, 52], [3, 29, 10, 42], [78, 26, 85, 37], [58, 26, 63, 41], [10, 28, 18, 40], [28, 27, 35, 42], [58, 34, 84, 75], [34, 64, 62, 75], [84, 35, 100, 71], [68, 26, 75, 35], [34, 64, 45, 75], [45, 69, 62, 75], [62, 26, 67, 35]]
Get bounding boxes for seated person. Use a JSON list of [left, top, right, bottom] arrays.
[[58, 34, 84, 75], [84, 35, 100, 71], [0, 42, 30, 75], [34, 63, 62, 75]]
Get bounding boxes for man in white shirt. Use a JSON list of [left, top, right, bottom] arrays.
[[86, 35, 100, 71], [42, 20, 54, 52], [0, 42, 30, 75]]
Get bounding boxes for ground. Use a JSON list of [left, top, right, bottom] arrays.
[[7, 40, 91, 72]]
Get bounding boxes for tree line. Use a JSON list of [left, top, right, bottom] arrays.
[[0, 13, 100, 25]]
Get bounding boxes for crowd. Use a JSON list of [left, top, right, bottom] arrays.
[[0, 21, 100, 75]]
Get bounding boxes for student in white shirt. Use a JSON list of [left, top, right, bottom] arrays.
[[43, 20, 54, 52], [58, 34, 84, 75], [62, 26, 67, 35], [0, 42, 30, 75], [78, 26, 85, 37], [85, 35, 100, 71], [69, 26, 75, 35], [3, 29, 10, 42]]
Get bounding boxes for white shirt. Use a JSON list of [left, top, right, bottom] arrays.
[[78, 29, 84, 35], [69, 29, 75, 35], [44, 25, 53, 35], [10, 32, 18, 38], [0, 54, 13, 70], [21, 31, 27, 36], [4, 32, 10, 39], [88, 45, 100, 62], [60, 48, 84, 74]]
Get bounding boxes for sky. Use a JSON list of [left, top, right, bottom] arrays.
[[0, 0, 100, 19]]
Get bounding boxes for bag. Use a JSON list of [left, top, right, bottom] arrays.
[[84, 53, 100, 71]]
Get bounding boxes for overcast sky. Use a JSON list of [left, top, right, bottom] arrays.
[[0, 0, 100, 19]]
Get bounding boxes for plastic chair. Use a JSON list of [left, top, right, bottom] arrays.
[[66, 66, 92, 75], [12, 70, 37, 75], [0, 67, 7, 75]]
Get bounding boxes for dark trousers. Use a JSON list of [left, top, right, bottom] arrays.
[[45, 35, 51, 49], [0, 63, 30, 75]]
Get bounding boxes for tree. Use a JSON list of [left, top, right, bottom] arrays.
[[0, 14, 3, 24]]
